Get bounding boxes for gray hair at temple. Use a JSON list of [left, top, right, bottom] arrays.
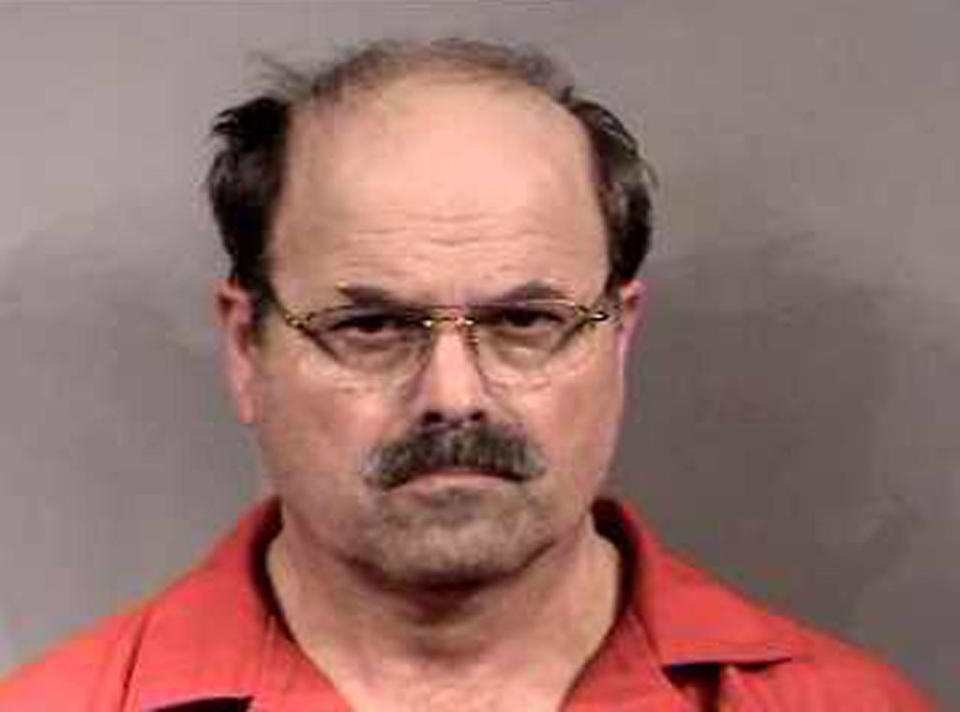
[[206, 38, 656, 330]]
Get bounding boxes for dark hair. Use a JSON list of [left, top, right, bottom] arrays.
[[206, 38, 655, 327]]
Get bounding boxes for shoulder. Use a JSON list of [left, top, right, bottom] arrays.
[[0, 601, 154, 711], [0, 561, 242, 711], [664, 552, 936, 710], [733, 615, 937, 711], [0, 501, 279, 711], [596, 499, 937, 710]]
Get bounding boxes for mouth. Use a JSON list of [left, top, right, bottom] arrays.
[[430, 467, 515, 478], [393, 467, 522, 489]]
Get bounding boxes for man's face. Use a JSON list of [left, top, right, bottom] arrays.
[[220, 77, 642, 588]]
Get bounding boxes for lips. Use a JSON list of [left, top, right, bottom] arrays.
[[396, 467, 515, 487], [419, 468, 486, 477]]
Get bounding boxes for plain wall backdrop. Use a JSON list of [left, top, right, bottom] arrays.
[[1, 0, 957, 705]]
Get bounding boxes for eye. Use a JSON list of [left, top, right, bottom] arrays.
[[486, 304, 567, 330], [476, 303, 576, 352], [285, 302, 427, 367], [330, 310, 417, 335], [306, 307, 425, 366]]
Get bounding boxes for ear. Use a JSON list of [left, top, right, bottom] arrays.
[[216, 279, 263, 425], [614, 279, 646, 363]]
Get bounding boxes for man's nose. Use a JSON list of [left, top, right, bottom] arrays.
[[411, 326, 490, 429]]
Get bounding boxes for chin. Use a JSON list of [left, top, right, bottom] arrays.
[[351, 485, 556, 591]]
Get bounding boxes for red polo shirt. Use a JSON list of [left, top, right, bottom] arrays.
[[0, 498, 934, 711]]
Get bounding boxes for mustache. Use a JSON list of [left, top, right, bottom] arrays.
[[365, 422, 547, 489]]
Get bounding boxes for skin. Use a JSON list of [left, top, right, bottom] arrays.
[[218, 74, 644, 711]]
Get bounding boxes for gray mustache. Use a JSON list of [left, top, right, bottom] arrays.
[[367, 423, 546, 489]]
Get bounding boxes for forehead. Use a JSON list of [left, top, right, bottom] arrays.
[[271, 76, 608, 302]]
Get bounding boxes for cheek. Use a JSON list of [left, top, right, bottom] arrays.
[[254, 356, 392, 484], [523, 351, 625, 489]]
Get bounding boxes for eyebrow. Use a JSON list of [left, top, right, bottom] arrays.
[[493, 281, 570, 302], [334, 280, 572, 307], [334, 284, 410, 307]]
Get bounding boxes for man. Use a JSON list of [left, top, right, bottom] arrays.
[[0, 38, 933, 711]]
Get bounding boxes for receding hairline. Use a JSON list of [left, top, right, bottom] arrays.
[[283, 68, 591, 165], [273, 71, 606, 266], [256, 38, 573, 116], [270, 42, 601, 226]]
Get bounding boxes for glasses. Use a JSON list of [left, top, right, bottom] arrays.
[[266, 286, 619, 391]]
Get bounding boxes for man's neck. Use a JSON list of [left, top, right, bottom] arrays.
[[266, 512, 622, 712]]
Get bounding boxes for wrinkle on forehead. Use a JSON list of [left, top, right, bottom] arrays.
[[292, 222, 598, 306]]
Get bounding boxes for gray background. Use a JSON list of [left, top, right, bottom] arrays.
[[0, 0, 956, 706]]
